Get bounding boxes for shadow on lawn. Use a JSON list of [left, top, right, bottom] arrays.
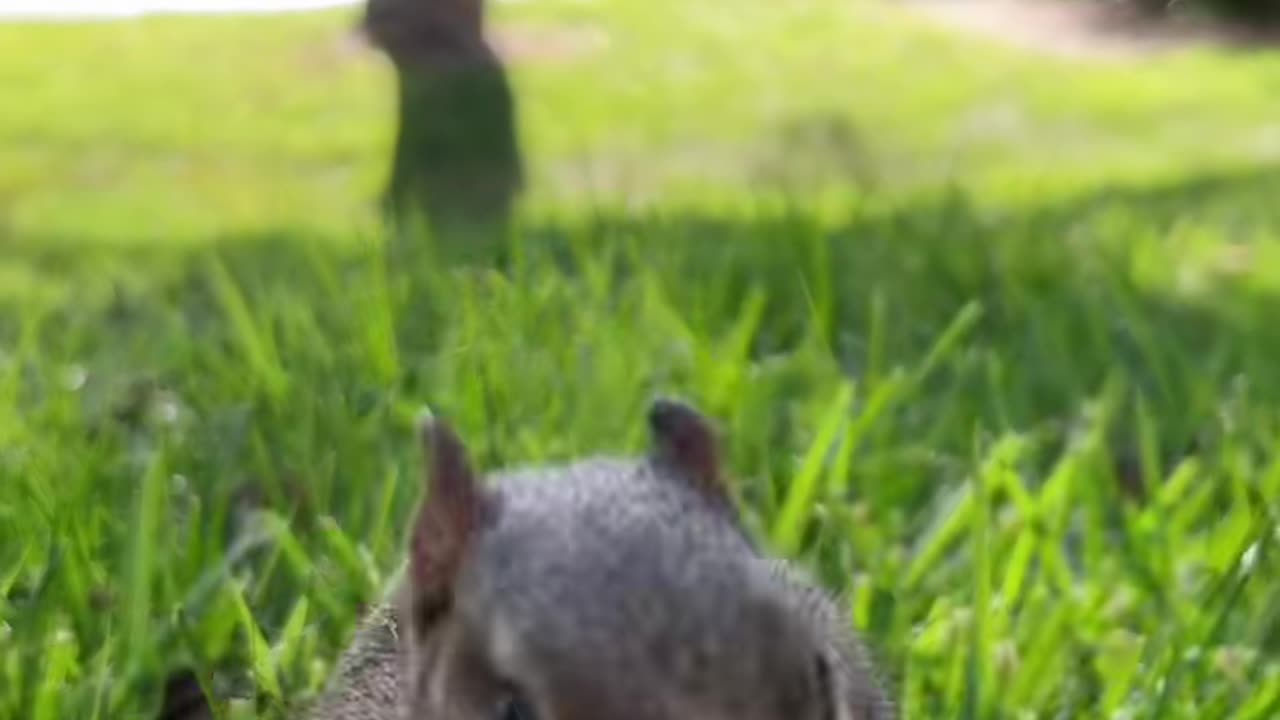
[[5, 163, 1280, 482]]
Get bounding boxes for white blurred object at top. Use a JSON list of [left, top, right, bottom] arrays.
[[0, 0, 360, 20]]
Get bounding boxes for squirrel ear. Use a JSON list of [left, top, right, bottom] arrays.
[[647, 397, 727, 499], [409, 413, 483, 615]]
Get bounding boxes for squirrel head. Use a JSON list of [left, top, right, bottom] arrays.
[[395, 398, 890, 720]]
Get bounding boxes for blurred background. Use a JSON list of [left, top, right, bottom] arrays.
[[2, 0, 1279, 717]]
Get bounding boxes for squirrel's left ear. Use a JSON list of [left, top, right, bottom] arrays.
[[408, 413, 486, 628], [646, 397, 729, 503]]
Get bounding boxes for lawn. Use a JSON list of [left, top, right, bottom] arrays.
[[2, 0, 1280, 717]]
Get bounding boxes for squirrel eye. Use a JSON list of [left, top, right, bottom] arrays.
[[494, 692, 538, 720]]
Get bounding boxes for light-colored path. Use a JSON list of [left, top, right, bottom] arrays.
[[907, 0, 1279, 60]]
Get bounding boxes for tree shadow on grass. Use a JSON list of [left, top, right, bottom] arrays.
[[6, 163, 1280, 501]]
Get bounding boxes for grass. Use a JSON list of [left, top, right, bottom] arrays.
[[2, 0, 1280, 717]]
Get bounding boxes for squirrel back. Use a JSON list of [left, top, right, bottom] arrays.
[[305, 399, 894, 720]]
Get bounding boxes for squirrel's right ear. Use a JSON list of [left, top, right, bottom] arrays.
[[409, 413, 484, 621], [647, 397, 730, 503]]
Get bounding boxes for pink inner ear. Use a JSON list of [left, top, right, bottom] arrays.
[[410, 505, 459, 599], [673, 429, 720, 488]]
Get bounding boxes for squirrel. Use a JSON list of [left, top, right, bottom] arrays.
[[356, 0, 524, 252], [301, 398, 895, 719]]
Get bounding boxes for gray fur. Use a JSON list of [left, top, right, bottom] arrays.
[[307, 603, 403, 720], [304, 404, 893, 720]]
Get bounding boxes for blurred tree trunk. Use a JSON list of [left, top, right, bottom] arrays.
[[360, 0, 524, 260]]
